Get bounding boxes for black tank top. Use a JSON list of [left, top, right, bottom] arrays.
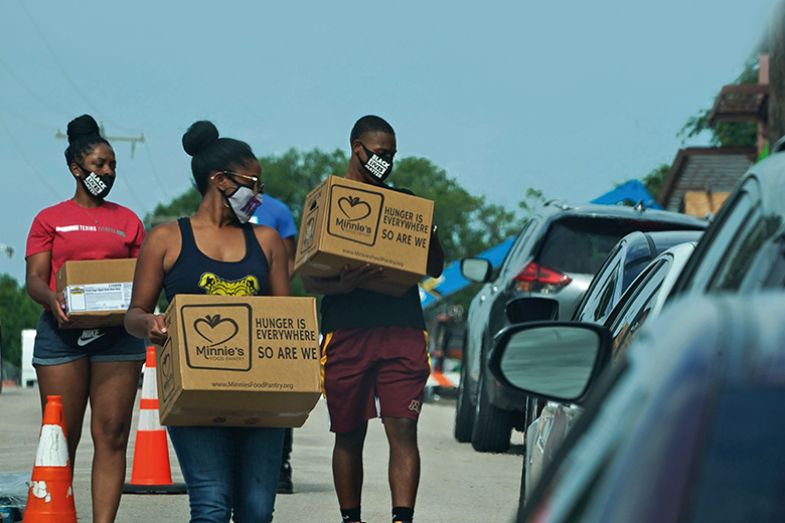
[[164, 218, 270, 302]]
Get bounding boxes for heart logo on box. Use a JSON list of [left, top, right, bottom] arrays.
[[338, 196, 372, 221], [194, 314, 239, 346]]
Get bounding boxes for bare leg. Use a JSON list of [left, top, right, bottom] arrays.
[[35, 359, 90, 468], [333, 423, 368, 510], [383, 417, 420, 508], [88, 361, 142, 523]]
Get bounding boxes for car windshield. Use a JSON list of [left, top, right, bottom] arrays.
[[539, 218, 686, 275]]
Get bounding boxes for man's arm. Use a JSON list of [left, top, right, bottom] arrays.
[[427, 226, 445, 278]]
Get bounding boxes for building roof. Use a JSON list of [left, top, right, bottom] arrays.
[[659, 147, 757, 213], [708, 84, 769, 125]]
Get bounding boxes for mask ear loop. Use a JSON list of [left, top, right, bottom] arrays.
[[210, 172, 233, 208]]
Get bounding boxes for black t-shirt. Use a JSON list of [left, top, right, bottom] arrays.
[[319, 184, 426, 333], [320, 285, 425, 334]]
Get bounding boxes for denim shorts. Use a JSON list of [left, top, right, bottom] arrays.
[[33, 311, 146, 366]]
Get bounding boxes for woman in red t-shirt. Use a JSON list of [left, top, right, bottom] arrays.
[[25, 114, 146, 523]]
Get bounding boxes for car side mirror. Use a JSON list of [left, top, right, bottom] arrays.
[[505, 297, 559, 323], [488, 322, 611, 404], [461, 258, 492, 283]]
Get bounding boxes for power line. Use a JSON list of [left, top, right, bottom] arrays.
[[0, 57, 71, 118], [0, 114, 60, 198], [17, 0, 141, 135], [143, 140, 172, 199]]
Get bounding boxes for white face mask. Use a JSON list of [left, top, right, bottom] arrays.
[[225, 186, 262, 224]]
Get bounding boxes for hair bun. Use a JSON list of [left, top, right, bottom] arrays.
[[182, 120, 219, 156], [66, 114, 101, 144]]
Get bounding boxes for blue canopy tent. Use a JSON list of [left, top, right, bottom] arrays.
[[590, 179, 662, 209], [419, 236, 516, 308]]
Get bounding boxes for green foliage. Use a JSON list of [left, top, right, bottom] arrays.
[[642, 164, 670, 201], [0, 274, 41, 369], [142, 147, 541, 311], [679, 57, 759, 147]]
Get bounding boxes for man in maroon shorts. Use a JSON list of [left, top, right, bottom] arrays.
[[303, 115, 444, 523]]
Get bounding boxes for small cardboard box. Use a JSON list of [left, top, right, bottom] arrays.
[[157, 294, 321, 428], [55, 258, 136, 329], [294, 175, 434, 296]]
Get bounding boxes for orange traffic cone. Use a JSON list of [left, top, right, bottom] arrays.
[[123, 346, 186, 494], [23, 395, 77, 523]]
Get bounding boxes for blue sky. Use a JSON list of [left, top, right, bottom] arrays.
[[0, 0, 778, 282]]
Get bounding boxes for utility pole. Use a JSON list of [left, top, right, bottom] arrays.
[[768, 1, 785, 145], [55, 124, 145, 158]]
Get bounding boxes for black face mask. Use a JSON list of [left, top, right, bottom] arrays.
[[77, 164, 115, 199], [358, 143, 394, 183]]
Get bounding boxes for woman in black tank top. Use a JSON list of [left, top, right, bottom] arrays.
[[125, 121, 291, 523]]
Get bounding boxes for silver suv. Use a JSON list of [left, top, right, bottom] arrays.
[[455, 201, 706, 452]]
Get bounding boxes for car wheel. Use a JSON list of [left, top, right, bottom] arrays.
[[453, 357, 475, 442], [471, 367, 513, 453]]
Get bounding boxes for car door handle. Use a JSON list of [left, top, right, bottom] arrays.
[[492, 286, 499, 293], [480, 295, 486, 302]]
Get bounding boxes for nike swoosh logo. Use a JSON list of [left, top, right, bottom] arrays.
[[77, 332, 106, 347]]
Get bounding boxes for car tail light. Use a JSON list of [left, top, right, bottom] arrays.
[[514, 261, 571, 294]]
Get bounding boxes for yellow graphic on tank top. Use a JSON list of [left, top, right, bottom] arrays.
[[198, 272, 260, 296]]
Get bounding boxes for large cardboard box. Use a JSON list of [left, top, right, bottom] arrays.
[[157, 294, 321, 428], [294, 175, 434, 296], [55, 258, 136, 329]]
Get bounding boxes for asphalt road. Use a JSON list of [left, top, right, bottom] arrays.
[[0, 387, 523, 522]]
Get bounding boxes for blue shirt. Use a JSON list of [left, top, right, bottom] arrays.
[[249, 195, 297, 239]]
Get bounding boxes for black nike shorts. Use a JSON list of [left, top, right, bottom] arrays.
[[32, 311, 146, 366]]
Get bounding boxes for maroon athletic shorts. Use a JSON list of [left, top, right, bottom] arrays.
[[321, 326, 430, 433]]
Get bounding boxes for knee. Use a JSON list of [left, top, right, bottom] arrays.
[[93, 418, 131, 451], [385, 418, 418, 449], [335, 426, 367, 452]]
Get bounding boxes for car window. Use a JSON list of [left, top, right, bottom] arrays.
[[538, 221, 624, 275], [673, 181, 758, 296], [575, 243, 624, 323], [608, 258, 672, 358], [709, 211, 780, 292], [594, 267, 619, 323]]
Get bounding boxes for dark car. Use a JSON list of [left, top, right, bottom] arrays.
[[454, 201, 706, 452], [491, 293, 785, 523], [574, 230, 703, 325], [521, 232, 702, 498]]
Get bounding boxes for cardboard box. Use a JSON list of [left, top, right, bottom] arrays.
[[294, 175, 434, 296], [157, 294, 321, 428], [55, 258, 136, 329]]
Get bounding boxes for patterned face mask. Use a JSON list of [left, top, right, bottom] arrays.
[[79, 169, 115, 199], [224, 185, 262, 224]]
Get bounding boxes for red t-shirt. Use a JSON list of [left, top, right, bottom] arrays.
[[25, 199, 146, 292]]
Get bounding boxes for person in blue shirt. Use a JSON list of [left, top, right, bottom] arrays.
[[250, 194, 298, 494], [250, 194, 297, 275]]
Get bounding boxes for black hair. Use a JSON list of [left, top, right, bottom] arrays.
[[182, 120, 257, 195], [64, 114, 111, 166], [349, 115, 395, 143]]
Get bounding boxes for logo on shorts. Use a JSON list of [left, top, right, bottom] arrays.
[[77, 330, 105, 347], [408, 400, 421, 414]]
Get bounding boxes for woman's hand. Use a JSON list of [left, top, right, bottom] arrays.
[[145, 314, 168, 346], [49, 291, 71, 327]]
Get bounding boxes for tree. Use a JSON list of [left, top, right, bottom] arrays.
[[0, 274, 41, 369], [679, 57, 760, 148], [641, 164, 670, 201]]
